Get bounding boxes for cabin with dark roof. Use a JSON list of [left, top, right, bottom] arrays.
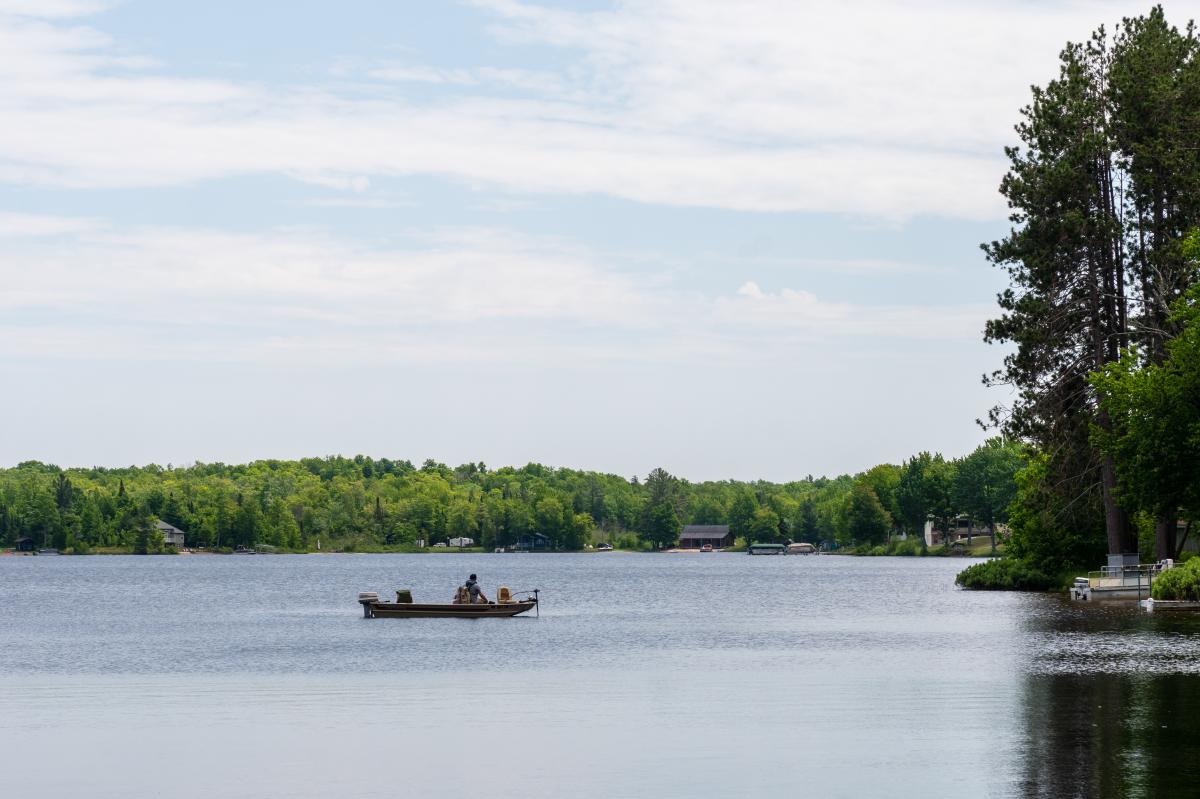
[[155, 520, 186, 548], [513, 532, 550, 551], [679, 525, 734, 549], [15, 536, 35, 553]]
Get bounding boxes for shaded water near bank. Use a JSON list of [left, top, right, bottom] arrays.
[[2, 554, 1199, 798]]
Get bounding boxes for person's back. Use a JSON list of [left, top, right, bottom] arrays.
[[464, 573, 488, 604]]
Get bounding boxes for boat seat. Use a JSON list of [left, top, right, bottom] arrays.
[[497, 586, 513, 604], [452, 586, 470, 604]]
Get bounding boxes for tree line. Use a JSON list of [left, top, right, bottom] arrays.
[[0, 441, 1022, 554], [984, 6, 1200, 575]]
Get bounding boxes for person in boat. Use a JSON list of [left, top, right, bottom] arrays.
[[464, 573, 489, 604]]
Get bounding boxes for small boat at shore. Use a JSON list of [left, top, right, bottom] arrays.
[[785, 542, 817, 555], [358, 588, 538, 618]]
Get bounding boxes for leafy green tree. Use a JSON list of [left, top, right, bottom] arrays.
[[54, 472, 73, 511], [859, 464, 901, 534], [567, 512, 594, 551], [688, 495, 726, 525], [265, 497, 302, 549], [728, 491, 757, 545], [845, 483, 891, 546], [447, 499, 479, 543], [984, 30, 1135, 557], [0, 502, 13, 546], [1006, 454, 1106, 572], [747, 507, 781, 544], [796, 498, 819, 544], [983, 9, 1200, 566], [953, 438, 1024, 553], [231, 495, 261, 549], [1094, 282, 1200, 557], [897, 453, 956, 538], [160, 492, 185, 528], [534, 495, 567, 547], [1106, 10, 1200, 554], [131, 508, 156, 554], [641, 501, 680, 549], [1109, 9, 1200, 363], [639, 468, 683, 549]]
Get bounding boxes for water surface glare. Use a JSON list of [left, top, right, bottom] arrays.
[[3, 553, 1200, 798]]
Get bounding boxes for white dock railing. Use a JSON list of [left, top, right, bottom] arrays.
[[1085, 562, 1171, 595]]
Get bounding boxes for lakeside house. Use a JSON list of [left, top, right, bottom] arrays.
[[155, 520, 186, 548], [15, 536, 34, 553], [923, 517, 1009, 548], [513, 532, 550, 551], [448, 537, 474, 548], [679, 525, 734, 549]]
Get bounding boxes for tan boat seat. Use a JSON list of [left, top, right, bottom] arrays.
[[452, 585, 470, 604], [497, 586, 513, 604]]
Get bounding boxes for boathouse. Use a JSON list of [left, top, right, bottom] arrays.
[[513, 532, 550, 551], [679, 525, 734, 549], [155, 520, 186, 548], [15, 536, 35, 553]]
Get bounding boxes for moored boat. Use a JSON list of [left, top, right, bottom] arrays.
[[357, 588, 538, 618], [1069, 556, 1171, 601]]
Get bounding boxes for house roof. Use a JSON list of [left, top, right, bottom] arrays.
[[155, 520, 184, 533], [680, 525, 730, 539]]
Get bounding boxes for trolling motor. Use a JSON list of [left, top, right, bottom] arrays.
[[510, 588, 540, 617]]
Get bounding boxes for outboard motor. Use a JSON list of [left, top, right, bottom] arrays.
[[358, 591, 380, 618]]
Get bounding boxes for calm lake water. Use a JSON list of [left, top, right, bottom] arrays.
[[3, 553, 1200, 798]]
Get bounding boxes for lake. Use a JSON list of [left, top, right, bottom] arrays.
[[3, 553, 1200, 798]]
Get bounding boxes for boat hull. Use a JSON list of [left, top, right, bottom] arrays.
[[363, 600, 537, 618]]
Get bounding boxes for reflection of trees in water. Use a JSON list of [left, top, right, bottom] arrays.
[[1016, 673, 1200, 798]]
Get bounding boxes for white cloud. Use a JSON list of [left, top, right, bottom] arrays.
[[0, 215, 989, 364], [361, 62, 568, 95], [0, 0, 1140, 220], [286, 173, 371, 193], [0, 211, 100, 236], [299, 195, 411, 209], [720, 281, 989, 339], [0, 0, 103, 18]]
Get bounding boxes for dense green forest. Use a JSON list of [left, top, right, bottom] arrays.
[[975, 6, 1200, 580], [0, 439, 1021, 554]]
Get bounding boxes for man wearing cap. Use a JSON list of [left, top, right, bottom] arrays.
[[464, 574, 489, 604]]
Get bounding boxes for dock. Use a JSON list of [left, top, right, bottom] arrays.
[[1140, 598, 1200, 612], [1070, 555, 1171, 602]]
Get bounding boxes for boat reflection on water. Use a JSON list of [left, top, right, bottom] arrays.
[[1013, 598, 1200, 798]]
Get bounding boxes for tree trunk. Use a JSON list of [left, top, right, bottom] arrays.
[[1101, 454, 1136, 555], [990, 522, 997, 555], [1154, 516, 1176, 561]]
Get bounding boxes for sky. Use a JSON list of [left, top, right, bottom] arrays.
[[0, 0, 1173, 480]]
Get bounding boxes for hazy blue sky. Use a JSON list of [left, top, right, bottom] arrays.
[[0, 0, 1148, 479]]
